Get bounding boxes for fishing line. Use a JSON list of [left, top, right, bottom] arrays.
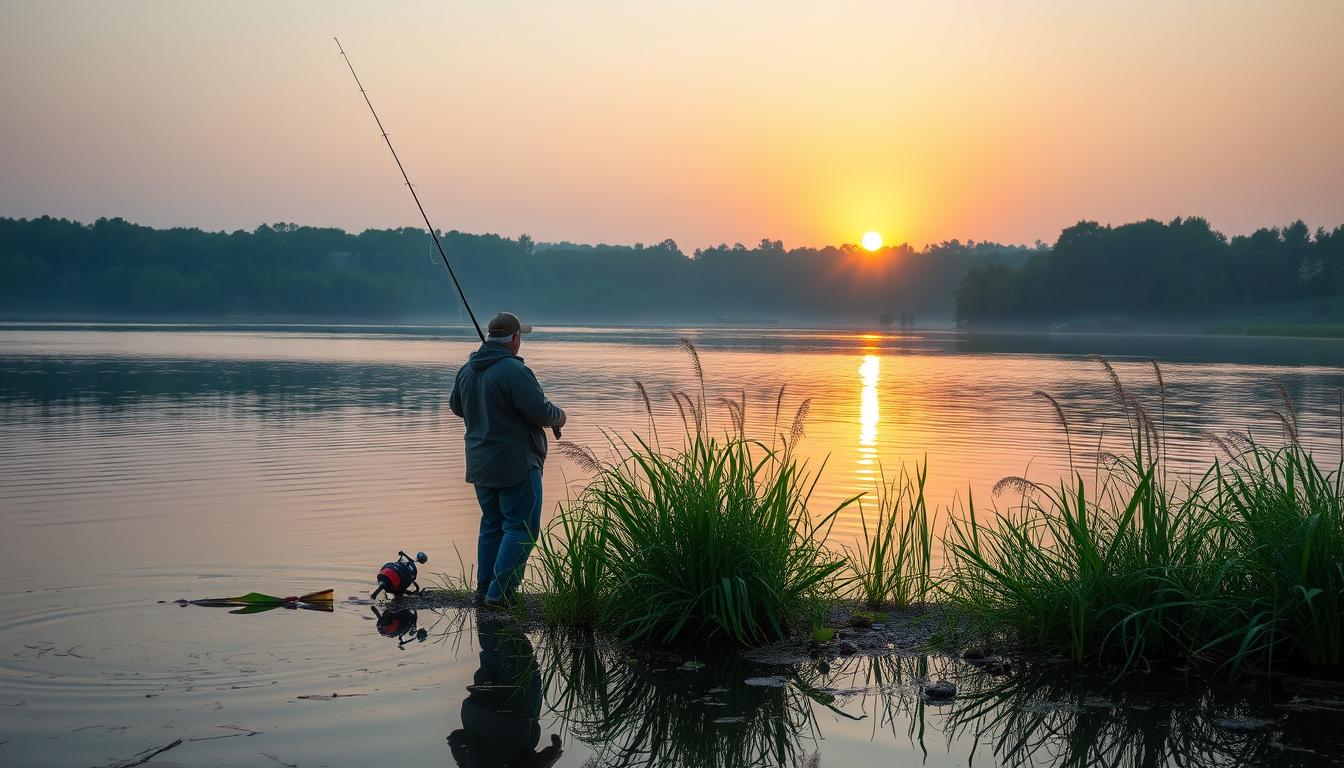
[[335, 37, 485, 342]]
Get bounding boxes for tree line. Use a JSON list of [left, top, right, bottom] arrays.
[[955, 218, 1344, 324], [0, 216, 1032, 323]]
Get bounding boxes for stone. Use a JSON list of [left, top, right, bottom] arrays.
[[923, 680, 956, 701], [961, 646, 989, 661], [837, 640, 859, 656], [1215, 717, 1276, 733]]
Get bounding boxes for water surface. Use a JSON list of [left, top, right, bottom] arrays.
[[2, 324, 1343, 766]]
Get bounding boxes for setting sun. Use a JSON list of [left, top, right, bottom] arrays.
[[861, 231, 883, 251]]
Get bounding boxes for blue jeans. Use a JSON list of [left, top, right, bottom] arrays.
[[475, 468, 542, 603]]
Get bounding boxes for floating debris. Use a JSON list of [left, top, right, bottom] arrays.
[[744, 676, 789, 688]]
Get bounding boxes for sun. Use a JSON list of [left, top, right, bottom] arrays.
[[861, 231, 883, 251]]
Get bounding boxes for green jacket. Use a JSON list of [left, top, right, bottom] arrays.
[[449, 342, 565, 488]]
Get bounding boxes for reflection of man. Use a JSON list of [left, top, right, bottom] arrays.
[[447, 622, 563, 768], [449, 312, 567, 609]]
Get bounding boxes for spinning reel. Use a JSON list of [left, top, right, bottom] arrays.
[[371, 550, 428, 599]]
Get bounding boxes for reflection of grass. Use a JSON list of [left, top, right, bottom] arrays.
[[536, 632, 821, 768], [944, 661, 1302, 768], [529, 629, 1339, 768]]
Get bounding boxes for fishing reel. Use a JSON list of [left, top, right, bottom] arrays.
[[371, 605, 427, 648], [371, 550, 428, 599]]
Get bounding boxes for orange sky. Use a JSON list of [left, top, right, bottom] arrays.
[[1, 1, 1340, 249]]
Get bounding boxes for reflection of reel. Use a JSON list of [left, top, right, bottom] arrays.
[[371, 605, 428, 648]]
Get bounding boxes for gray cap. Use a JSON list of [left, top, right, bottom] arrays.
[[486, 311, 532, 337]]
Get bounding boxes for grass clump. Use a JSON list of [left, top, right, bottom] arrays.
[[848, 462, 935, 609], [941, 360, 1344, 672], [1218, 441, 1344, 667], [541, 433, 849, 645], [536, 338, 851, 645]]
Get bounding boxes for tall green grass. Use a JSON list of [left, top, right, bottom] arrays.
[[538, 344, 1342, 673], [536, 339, 852, 645], [540, 433, 850, 645], [1216, 441, 1344, 667], [848, 462, 935, 609], [941, 360, 1344, 672]]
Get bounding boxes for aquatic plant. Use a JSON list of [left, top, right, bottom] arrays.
[[537, 339, 851, 645], [541, 345, 1343, 674], [848, 462, 936, 610], [542, 432, 849, 645], [1215, 439, 1344, 668], [941, 359, 1344, 673]]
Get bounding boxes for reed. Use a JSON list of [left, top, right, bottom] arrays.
[[538, 348, 1342, 673], [536, 341, 851, 645], [848, 462, 936, 609], [544, 433, 849, 645], [941, 360, 1344, 672]]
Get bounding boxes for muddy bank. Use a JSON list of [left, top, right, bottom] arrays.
[[396, 589, 946, 662]]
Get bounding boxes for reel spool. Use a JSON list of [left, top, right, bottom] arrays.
[[371, 550, 428, 600]]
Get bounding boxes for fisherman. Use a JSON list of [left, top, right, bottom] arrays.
[[449, 312, 566, 609]]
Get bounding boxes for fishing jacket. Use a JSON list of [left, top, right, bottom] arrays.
[[449, 341, 565, 488]]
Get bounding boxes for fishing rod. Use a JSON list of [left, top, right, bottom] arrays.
[[334, 37, 485, 342]]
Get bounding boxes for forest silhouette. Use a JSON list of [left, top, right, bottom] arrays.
[[0, 216, 1029, 323], [956, 218, 1344, 324], [1, 215, 1339, 326]]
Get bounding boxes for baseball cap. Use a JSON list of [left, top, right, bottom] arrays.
[[486, 311, 532, 337]]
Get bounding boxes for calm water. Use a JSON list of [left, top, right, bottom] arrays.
[[3, 324, 1344, 767]]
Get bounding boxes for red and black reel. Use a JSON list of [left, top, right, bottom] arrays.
[[371, 550, 428, 600]]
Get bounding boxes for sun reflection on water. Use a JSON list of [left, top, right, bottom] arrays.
[[857, 354, 880, 477]]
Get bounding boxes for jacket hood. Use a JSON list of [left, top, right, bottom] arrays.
[[469, 341, 518, 371]]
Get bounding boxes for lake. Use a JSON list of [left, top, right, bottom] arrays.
[[2, 324, 1343, 766]]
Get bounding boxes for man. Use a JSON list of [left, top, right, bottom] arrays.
[[449, 312, 566, 609]]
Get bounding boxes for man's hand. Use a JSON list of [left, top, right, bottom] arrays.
[[551, 412, 567, 439]]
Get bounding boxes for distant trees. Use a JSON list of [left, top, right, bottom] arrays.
[[955, 218, 1344, 323], [0, 216, 1032, 323]]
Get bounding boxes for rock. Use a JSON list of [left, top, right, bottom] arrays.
[[961, 646, 990, 661], [923, 680, 956, 701], [837, 641, 859, 656], [849, 614, 874, 629], [816, 660, 830, 675], [983, 660, 1011, 676], [1215, 717, 1276, 733]]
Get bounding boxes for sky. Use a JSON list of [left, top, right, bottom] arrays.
[[1, 0, 1340, 250]]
